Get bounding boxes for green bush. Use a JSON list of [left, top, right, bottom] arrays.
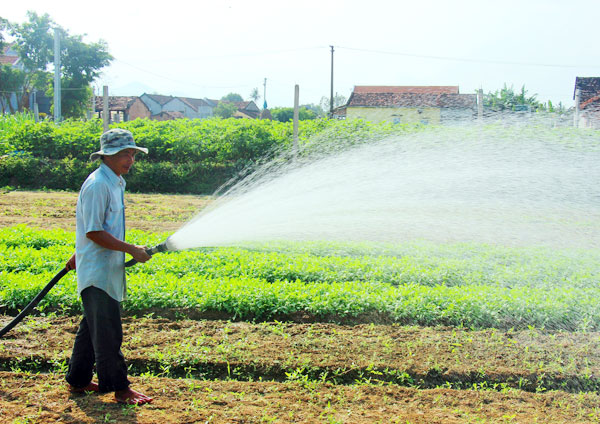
[[0, 115, 416, 193]]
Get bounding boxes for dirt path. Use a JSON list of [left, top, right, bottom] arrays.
[[1, 316, 599, 423], [0, 190, 210, 232], [2, 371, 597, 424]]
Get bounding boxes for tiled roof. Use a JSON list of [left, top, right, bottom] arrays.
[[0, 55, 18, 65], [144, 94, 175, 105], [180, 97, 210, 109], [0, 43, 19, 66], [154, 111, 185, 120], [347, 92, 477, 109], [574, 77, 600, 102], [353, 86, 460, 95], [94, 96, 138, 111], [580, 95, 600, 110]]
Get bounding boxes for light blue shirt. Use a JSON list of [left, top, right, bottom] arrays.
[[75, 162, 127, 301]]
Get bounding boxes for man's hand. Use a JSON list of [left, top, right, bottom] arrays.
[[66, 253, 76, 271], [86, 231, 152, 264], [128, 245, 152, 263]]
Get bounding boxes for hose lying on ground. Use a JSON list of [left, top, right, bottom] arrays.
[[0, 241, 171, 339]]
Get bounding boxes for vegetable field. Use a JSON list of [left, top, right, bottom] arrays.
[[1, 191, 599, 423]]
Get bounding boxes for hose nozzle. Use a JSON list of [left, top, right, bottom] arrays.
[[146, 240, 171, 256], [125, 237, 173, 268]]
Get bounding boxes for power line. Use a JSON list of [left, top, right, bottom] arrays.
[[132, 46, 323, 63], [336, 46, 600, 69]]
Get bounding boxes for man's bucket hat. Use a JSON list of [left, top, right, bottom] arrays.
[[90, 129, 148, 161]]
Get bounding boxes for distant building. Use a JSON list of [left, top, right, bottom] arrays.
[[94, 96, 150, 122], [94, 93, 262, 122], [0, 44, 21, 69], [574, 77, 600, 128], [335, 86, 477, 124]]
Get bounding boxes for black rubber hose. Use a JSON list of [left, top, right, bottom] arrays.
[[0, 246, 158, 339], [0, 267, 69, 338]]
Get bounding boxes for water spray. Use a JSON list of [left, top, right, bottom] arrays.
[[0, 238, 175, 338]]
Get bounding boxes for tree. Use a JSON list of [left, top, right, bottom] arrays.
[[271, 107, 317, 122], [301, 103, 326, 117], [0, 65, 25, 113], [0, 17, 25, 113], [248, 87, 260, 103], [48, 32, 111, 118], [6, 11, 112, 118], [0, 17, 8, 51], [214, 102, 238, 118], [221, 92, 243, 102], [8, 12, 54, 111], [483, 84, 544, 112], [319, 93, 347, 114]]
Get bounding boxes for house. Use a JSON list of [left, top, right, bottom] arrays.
[[94, 96, 151, 122], [140, 94, 214, 120], [574, 77, 600, 128], [0, 44, 21, 69], [336, 86, 477, 124], [94, 93, 261, 122]]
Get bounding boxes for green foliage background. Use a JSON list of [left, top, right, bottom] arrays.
[[0, 115, 407, 193]]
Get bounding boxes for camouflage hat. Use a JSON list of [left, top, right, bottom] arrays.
[[90, 129, 148, 161]]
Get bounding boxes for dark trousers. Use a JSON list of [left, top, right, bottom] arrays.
[[65, 286, 130, 393]]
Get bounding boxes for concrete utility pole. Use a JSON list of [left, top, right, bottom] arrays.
[[103, 86, 109, 132], [574, 88, 581, 128], [329, 45, 334, 117], [89, 89, 95, 120], [263, 78, 268, 109], [293, 84, 299, 158], [33, 91, 39, 122], [477, 88, 484, 122], [53, 28, 61, 123]]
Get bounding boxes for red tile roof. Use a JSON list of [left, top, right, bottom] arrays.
[[354, 86, 460, 95], [574, 77, 600, 102], [580, 95, 600, 110], [347, 92, 477, 109]]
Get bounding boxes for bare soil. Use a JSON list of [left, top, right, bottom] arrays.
[[1, 190, 599, 423]]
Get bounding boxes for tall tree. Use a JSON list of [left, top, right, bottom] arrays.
[[9, 11, 54, 111], [484, 84, 544, 112], [319, 93, 347, 114], [0, 17, 25, 113], [248, 87, 260, 103], [221, 92, 243, 102], [0, 16, 8, 51], [8, 11, 112, 118], [0, 65, 25, 113], [214, 102, 238, 119], [49, 31, 111, 117]]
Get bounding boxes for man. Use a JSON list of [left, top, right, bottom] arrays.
[[65, 128, 153, 405]]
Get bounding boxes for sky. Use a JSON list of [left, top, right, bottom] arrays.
[[2, 0, 599, 108]]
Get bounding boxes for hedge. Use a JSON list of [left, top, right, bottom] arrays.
[[0, 115, 413, 194]]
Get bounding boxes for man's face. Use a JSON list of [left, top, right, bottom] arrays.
[[103, 148, 138, 176]]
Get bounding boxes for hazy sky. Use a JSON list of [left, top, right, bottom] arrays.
[[2, 0, 598, 108]]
